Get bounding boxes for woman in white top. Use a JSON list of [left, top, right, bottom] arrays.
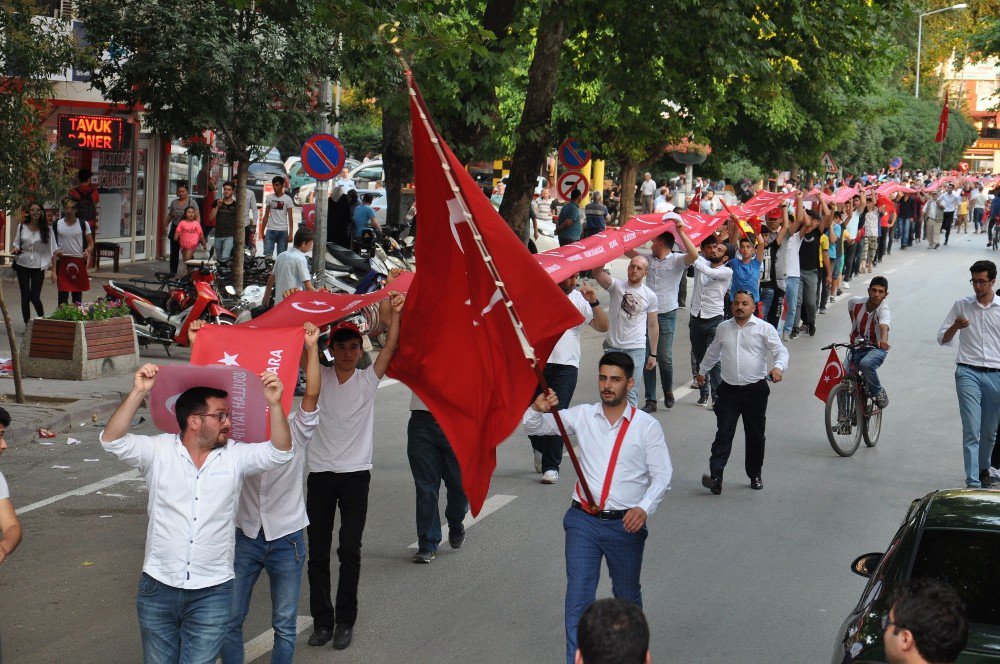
[[11, 203, 57, 324]]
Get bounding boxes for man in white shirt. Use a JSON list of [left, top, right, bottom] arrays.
[[688, 235, 733, 407], [640, 173, 657, 213], [527, 273, 609, 485], [594, 257, 659, 407], [244, 191, 259, 256], [306, 293, 404, 651], [937, 260, 1000, 488], [699, 291, 788, 494], [970, 185, 987, 234], [0, 406, 22, 662], [261, 177, 296, 257], [268, 227, 317, 304], [218, 323, 321, 664], [100, 365, 293, 663], [781, 194, 809, 340], [523, 351, 671, 664], [52, 198, 94, 306], [937, 183, 961, 246], [627, 217, 698, 412]]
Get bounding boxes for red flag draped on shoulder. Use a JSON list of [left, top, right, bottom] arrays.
[[935, 92, 949, 143], [388, 71, 584, 515]]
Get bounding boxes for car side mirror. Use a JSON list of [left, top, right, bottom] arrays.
[[851, 552, 883, 578]]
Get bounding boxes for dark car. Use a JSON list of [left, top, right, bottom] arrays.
[[832, 489, 1000, 663]]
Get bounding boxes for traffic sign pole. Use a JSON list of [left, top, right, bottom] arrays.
[[313, 80, 333, 272]]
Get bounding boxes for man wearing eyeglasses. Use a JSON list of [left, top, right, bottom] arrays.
[[882, 579, 967, 664], [937, 260, 1000, 488], [100, 365, 293, 663]]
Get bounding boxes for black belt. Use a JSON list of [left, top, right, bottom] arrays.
[[571, 501, 627, 520], [722, 379, 767, 390], [958, 363, 1000, 374]]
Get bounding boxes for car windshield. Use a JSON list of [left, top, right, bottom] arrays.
[[910, 529, 1000, 626]]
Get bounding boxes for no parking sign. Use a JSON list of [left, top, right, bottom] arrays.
[[557, 170, 590, 202], [558, 137, 591, 170], [300, 133, 346, 181]]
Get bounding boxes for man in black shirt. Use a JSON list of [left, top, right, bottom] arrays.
[[210, 181, 239, 261], [795, 207, 824, 336], [896, 192, 918, 249]]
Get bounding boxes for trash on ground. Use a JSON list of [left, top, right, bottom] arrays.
[[38, 428, 56, 438], [67, 438, 81, 445]]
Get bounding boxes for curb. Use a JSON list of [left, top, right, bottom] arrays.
[[6, 392, 127, 444]]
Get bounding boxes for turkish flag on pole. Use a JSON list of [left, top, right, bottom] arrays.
[[814, 348, 846, 402], [190, 324, 305, 418], [388, 71, 584, 516], [935, 92, 949, 143]]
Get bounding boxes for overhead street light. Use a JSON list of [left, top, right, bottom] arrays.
[[916, 3, 968, 98]]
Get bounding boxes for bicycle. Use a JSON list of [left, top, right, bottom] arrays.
[[822, 341, 883, 457]]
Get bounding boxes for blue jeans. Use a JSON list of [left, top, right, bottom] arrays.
[[897, 218, 912, 247], [136, 573, 235, 664], [529, 363, 580, 472], [220, 529, 306, 664], [643, 310, 677, 402], [782, 276, 800, 335], [407, 410, 469, 552], [563, 506, 646, 664], [605, 346, 645, 406], [955, 365, 1000, 487], [264, 229, 288, 257], [850, 347, 887, 397], [973, 207, 984, 232], [214, 236, 234, 261]]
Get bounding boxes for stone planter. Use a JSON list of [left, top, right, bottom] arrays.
[[21, 316, 139, 380], [669, 150, 708, 165]]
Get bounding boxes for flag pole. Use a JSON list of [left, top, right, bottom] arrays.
[[380, 25, 601, 512]]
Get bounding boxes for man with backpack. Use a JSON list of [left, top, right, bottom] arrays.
[[52, 198, 94, 306]]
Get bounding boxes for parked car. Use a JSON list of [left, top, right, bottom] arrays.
[[287, 157, 362, 205], [831, 489, 1000, 663], [348, 160, 384, 187], [246, 147, 287, 204]]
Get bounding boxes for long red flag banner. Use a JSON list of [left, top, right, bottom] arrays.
[[388, 69, 583, 516]]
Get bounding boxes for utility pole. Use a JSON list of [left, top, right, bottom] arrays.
[[312, 78, 332, 273]]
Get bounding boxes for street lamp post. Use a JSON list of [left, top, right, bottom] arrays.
[[916, 3, 967, 98]]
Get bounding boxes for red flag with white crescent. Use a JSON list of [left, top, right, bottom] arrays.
[[935, 92, 949, 143], [814, 348, 846, 402], [56, 256, 90, 292]]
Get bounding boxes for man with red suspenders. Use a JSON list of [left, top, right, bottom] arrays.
[[523, 351, 672, 664]]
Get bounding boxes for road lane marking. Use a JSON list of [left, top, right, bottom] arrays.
[[18, 469, 140, 515], [407, 493, 518, 549], [243, 615, 312, 663]]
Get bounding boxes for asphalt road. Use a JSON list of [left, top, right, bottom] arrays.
[[1, 232, 995, 663]]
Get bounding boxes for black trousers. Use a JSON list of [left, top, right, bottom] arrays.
[[57, 290, 83, 306], [168, 223, 181, 274], [306, 470, 371, 629], [689, 314, 723, 399], [709, 380, 770, 481], [942, 211, 954, 244], [13, 263, 45, 323], [529, 363, 579, 472]]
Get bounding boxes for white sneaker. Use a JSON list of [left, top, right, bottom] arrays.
[[843, 282, 851, 289], [541, 470, 559, 484], [533, 450, 543, 474]]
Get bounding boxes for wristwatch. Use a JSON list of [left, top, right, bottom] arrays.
[[588, 300, 599, 308]]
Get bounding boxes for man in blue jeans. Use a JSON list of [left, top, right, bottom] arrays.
[[100, 364, 293, 664], [262, 177, 295, 257], [214, 322, 321, 664], [938, 260, 1000, 488], [522, 352, 671, 664], [626, 216, 698, 413], [847, 277, 891, 409]]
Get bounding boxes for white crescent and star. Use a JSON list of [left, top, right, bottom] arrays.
[[165, 394, 181, 414], [218, 352, 240, 367], [291, 300, 338, 314], [823, 361, 844, 382]]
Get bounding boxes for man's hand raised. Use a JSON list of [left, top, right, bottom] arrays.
[[260, 371, 284, 406], [133, 364, 159, 396]]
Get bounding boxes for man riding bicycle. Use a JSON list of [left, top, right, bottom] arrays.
[[847, 276, 891, 409]]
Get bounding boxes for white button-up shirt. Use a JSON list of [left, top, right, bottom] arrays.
[[522, 404, 672, 515], [699, 316, 789, 385], [100, 431, 293, 589], [690, 256, 732, 319], [640, 250, 687, 313], [236, 408, 319, 542], [937, 295, 1000, 369], [939, 191, 961, 213]]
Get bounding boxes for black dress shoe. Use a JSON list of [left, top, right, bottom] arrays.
[[308, 627, 333, 647], [979, 469, 992, 488], [701, 474, 722, 495], [664, 393, 675, 409], [750, 476, 763, 490], [333, 624, 353, 650], [449, 527, 465, 549], [808, 323, 816, 336]]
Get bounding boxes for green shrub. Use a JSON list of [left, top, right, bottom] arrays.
[[49, 298, 131, 322]]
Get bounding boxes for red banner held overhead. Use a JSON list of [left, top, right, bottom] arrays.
[[388, 71, 583, 516]]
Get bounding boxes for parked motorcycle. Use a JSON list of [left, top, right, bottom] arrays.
[[104, 260, 235, 354], [323, 243, 392, 294]]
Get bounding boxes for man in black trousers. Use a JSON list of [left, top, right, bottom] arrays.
[[699, 291, 789, 494]]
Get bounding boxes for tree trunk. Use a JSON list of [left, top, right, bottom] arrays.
[[0, 284, 25, 403], [381, 88, 413, 228], [617, 158, 639, 222], [233, 157, 250, 294], [497, 2, 567, 238]]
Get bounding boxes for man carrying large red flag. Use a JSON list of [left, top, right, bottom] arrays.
[[387, 70, 583, 517]]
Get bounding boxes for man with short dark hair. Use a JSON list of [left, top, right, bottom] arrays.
[[557, 189, 584, 246], [524, 351, 671, 664], [884, 579, 968, 664], [100, 365, 293, 663], [689, 235, 733, 407], [306, 293, 404, 651], [352, 193, 380, 240], [848, 277, 892, 409], [269, 227, 317, 304], [583, 191, 610, 238], [0, 406, 23, 662], [262, 177, 295, 257], [575, 598, 650, 664], [210, 181, 239, 260], [938, 260, 1000, 488]]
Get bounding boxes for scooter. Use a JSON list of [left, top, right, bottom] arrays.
[[104, 260, 236, 354], [323, 243, 391, 294]]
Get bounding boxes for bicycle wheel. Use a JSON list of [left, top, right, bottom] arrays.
[[863, 397, 882, 447], [826, 381, 862, 457]]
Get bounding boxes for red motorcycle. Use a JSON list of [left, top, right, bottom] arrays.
[[104, 260, 235, 354]]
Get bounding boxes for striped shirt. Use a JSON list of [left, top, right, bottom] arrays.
[[849, 296, 890, 345]]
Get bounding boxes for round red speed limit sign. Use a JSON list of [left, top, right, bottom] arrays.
[[557, 170, 590, 202]]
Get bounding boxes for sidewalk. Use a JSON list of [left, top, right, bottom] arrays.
[[0, 256, 191, 446]]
